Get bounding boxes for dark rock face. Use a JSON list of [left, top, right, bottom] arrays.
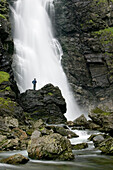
[[0, 0, 19, 98], [19, 84, 67, 124], [54, 0, 113, 111], [0, 0, 14, 73]]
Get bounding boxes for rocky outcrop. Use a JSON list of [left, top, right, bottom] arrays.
[[19, 84, 67, 124], [54, 0, 113, 111], [27, 133, 74, 161]]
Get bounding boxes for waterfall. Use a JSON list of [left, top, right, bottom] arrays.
[[10, 0, 81, 120]]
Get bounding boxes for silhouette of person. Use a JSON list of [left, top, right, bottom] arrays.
[[32, 78, 37, 90]]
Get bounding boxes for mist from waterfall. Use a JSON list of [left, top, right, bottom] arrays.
[[11, 0, 81, 120]]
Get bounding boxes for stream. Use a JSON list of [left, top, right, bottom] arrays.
[[0, 129, 113, 170]]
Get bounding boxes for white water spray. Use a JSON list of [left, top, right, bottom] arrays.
[[11, 0, 81, 120]]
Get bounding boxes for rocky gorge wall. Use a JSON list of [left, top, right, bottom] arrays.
[[54, 0, 113, 111]]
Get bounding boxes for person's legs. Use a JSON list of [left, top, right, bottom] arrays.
[[34, 84, 36, 90]]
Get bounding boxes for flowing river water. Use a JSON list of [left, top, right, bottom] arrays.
[[0, 129, 113, 170]]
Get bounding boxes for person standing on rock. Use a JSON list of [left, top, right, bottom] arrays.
[[32, 78, 37, 90]]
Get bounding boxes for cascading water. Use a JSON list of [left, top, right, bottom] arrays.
[[11, 0, 81, 120]]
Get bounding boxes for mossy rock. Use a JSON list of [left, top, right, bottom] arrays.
[[98, 137, 113, 154], [0, 154, 29, 164], [0, 97, 24, 122], [91, 107, 111, 116], [71, 143, 88, 150], [0, 71, 10, 84]]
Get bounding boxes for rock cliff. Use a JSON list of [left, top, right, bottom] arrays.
[[54, 0, 113, 111]]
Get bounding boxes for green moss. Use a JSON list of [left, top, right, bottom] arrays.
[[0, 14, 6, 20], [0, 97, 17, 113], [26, 130, 33, 136], [0, 71, 10, 84], [92, 107, 111, 116], [48, 92, 53, 96], [93, 27, 113, 36]]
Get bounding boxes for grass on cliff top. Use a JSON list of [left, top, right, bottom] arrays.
[[92, 107, 111, 116], [0, 71, 10, 84]]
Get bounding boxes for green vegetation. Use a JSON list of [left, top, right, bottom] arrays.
[[0, 14, 6, 20], [92, 27, 113, 48], [93, 0, 113, 5], [0, 97, 17, 113], [94, 27, 113, 36], [92, 107, 111, 116], [0, 71, 10, 84], [48, 92, 53, 96]]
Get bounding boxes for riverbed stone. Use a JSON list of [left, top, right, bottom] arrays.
[[4, 116, 19, 128], [27, 133, 74, 160], [93, 135, 105, 147], [72, 143, 88, 150], [98, 137, 113, 155], [0, 154, 29, 165], [73, 114, 88, 127], [52, 126, 79, 138]]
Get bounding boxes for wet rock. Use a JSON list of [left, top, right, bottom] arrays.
[[93, 135, 105, 147], [4, 117, 18, 128], [73, 114, 88, 127], [98, 137, 113, 155], [0, 154, 29, 165], [89, 107, 113, 134], [19, 84, 67, 124], [87, 120, 101, 130], [31, 130, 42, 141], [33, 119, 45, 129], [27, 133, 74, 161], [12, 128, 28, 140], [67, 121, 75, 127], [53, 126, 79, 138], [72, 143, 88, 150], [0, 137, 19, 151]]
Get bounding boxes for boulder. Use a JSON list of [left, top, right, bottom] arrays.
[[52, 126, 79, 138], [73, 114, 88, 127], [89, 107, 113, 134], [67, 121, 75, 127], [19, 84, 67, 124], [92, 135, 105, 147], [98, 137, 113, 155], [27, 133, 74, 161], [87, 120, 101, 130], [0, 154, 29, 165], [72, 143, 88, 150], [4, 117, 18, 128]]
